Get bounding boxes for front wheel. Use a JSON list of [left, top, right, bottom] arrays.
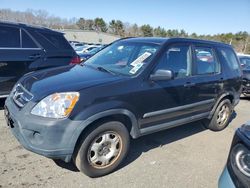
[[204, 99, 232, 131], [74, 121, 130, 177]]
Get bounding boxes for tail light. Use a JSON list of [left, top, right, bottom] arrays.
[[70, 56, 81, 65]]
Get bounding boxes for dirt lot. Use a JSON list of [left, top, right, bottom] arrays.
[[0, 97, 249, 188]]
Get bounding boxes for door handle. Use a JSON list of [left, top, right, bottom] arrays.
[[29, 54, 41, 59], [184, 82, 195, 87]]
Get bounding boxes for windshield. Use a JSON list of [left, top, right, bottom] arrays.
[[239, 57, 250, 70], [84, 41, 159, 76]]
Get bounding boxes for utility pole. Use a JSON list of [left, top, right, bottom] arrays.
[[229, 38, 233, 45]]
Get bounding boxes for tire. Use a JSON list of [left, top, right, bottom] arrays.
[[74, 121, 130, 177], [204, 99, 233, 131]]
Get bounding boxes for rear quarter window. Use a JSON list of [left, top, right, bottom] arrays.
[[217, 47, 241, 74], [0, 26, 20, 48]]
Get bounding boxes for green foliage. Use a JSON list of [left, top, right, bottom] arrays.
[[140, 24, 153, 37], [154, 26, 166, 37], [94, 17, 107, 32], [76, 18, 94, 30], [76, 18, 85, 30], [109, 20, 125, 36]]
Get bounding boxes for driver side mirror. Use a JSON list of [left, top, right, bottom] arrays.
[[150, 69, 173, 81]]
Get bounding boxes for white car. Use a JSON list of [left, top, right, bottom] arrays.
[[75, 45, 99, 54]]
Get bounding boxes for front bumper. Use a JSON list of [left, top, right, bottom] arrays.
[[4, 97, 83, 162], [219, 167, 235, 188]]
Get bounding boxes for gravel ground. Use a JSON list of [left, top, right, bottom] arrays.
[[0, 97, 249, 188]]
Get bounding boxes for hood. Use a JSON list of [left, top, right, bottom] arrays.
[[20, 65, 126, 100]]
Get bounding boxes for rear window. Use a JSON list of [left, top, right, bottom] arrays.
[[36, 31, 72, 50], [0, 26, 20, 48]]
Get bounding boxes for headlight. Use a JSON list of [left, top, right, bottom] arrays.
[[231, 144, 250, 177], [31, 92, 79, 118]]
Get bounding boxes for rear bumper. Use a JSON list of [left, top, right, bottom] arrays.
[[218, 167, 235, 188], [4, 97, 83, 162]]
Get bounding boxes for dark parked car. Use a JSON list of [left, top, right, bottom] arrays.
[[219, 122, 250, 188], [0, 21, 80, 98], [4, 37, 242, 177], [238, 54, 250, 96]]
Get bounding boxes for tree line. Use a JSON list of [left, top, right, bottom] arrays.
[[0, 8, 249, 53]]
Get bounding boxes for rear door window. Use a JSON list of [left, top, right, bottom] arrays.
[[0, 26, 20, 48], [194, 47, 220, 75]]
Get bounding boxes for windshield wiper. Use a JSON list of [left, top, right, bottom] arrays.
[[96, 66, 116, 75]]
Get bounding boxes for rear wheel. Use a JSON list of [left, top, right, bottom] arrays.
[[204, 99, 232, 131], [74, 121, 130, 177]]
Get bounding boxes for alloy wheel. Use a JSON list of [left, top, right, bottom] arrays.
[[87, 131, 122, 169]]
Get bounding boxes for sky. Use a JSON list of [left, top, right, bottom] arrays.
[[0, 0, 250, 35]]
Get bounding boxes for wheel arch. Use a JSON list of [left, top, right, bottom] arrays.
[[208, 92, 235, 119], [70, 109, 140, 158]]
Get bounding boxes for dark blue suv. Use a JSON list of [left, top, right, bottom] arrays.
[[0, 21, 80, 98], [4, 37, 242, 177]]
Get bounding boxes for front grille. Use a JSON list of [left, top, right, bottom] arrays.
[[12, 84, 33, 108]]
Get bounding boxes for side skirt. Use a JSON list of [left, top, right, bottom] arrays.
[[139, 112, 210, 136]]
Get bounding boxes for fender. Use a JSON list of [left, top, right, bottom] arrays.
[[208, 92, 237, 119], [68, 108, 140, 154]]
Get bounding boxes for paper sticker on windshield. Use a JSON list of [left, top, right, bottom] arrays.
[[129, 63, 143, 74], [130, 52, 152, 67]]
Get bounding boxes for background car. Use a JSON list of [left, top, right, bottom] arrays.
[[0, 21, 81, 98], [73, 42, 87, 50], [79, 46, 104, 62], [238, 53, 250, 68], [75, 45, 100, 55], [238, 54, 250, 97], [219, 122, 250, 188], [69, 40, 80, 46]]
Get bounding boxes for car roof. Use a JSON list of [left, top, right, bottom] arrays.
[[120, 37, 168, 45], [0, 21, 63, 35], [120, 37, 231, 47]]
